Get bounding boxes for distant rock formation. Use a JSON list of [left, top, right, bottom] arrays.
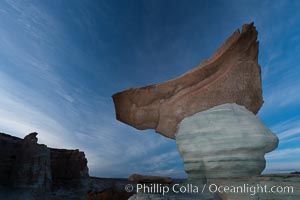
[[128, 174, 172, 184], [0, 132, 88, 199], [51, 148, 89, 190], [113, 22, 263, 138], [11, 132, 52, 191], [0, 132, 138, 200]]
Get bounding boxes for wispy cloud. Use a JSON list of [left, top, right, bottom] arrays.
[[266, 148, 300, 160], [0, 69, 181, 178], [0, 0, 299, 179], [81, 125, 181, 178], [0, 71, 74, 147], [264, 119, 300, 173], [270, 119, 300, 141]]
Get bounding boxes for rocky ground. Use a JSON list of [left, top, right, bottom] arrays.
[[87, 177, 135, 200]]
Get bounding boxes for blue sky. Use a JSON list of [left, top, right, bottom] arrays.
[[0, 0, 299, 178]]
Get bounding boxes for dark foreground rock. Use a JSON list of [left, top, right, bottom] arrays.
[[87, 177, 135, 200], [291, 171, 300, 174], [0, 132, 137, 200], [128, 174, 172, 184], [0, 132, 88, 200]]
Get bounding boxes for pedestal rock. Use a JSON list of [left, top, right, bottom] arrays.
[[112, 23, 284, 200]]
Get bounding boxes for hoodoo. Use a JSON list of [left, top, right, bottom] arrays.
[[114, 23, 282, 199]]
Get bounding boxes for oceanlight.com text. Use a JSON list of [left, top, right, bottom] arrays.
[[125, 183, 294, 196]]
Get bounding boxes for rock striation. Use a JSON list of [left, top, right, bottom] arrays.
[[113, 22, 263, 138], [176, 103, 278, 182]]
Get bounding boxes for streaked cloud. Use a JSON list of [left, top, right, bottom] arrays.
[[0, 0, 299, 178], [266, 148, 300, 160]]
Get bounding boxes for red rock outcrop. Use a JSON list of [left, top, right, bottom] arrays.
[[112, 23, 263, 138]]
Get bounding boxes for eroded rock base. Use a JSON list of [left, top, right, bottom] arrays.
[[176, 103, 278, 181]]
